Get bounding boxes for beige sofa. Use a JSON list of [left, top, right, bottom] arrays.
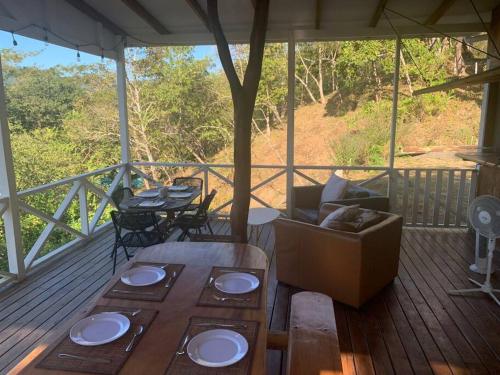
[[274, 203, 403, 308], [292, 184, 390, 224]]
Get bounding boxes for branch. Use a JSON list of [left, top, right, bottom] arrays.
[[243, 0, 270, 96], [207, 0, 242, 95]]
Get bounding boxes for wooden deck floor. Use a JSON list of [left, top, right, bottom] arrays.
[[0, 222, 499, 374]]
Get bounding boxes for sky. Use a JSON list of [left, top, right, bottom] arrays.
[[0, 30, 219, 68]]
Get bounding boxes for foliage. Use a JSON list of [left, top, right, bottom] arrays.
[[0, 35, 485, 271]]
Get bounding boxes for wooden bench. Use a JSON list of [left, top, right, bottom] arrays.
[[268, 291, 343, 375]]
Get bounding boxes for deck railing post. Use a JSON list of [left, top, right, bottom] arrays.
[[115, 39, 131, 188], [286, 31, 296, 218], [0, 53, 25, 279], [78, 180, 89, 236], [387, 37, 401, 207]]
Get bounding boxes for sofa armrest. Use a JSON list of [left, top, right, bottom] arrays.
[[357, 214, 403, 304], [292, 185, 324, 210], [273, 218, 364, 306]]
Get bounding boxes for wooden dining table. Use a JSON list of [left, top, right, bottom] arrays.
[[12, 242, 269, 375]]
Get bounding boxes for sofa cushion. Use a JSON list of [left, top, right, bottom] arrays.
[[344, 189, 370, 199], [319, 205, 360, 229], [293, 208, 319, 224], [355, 210, 385, 231], [320, 207, 385, 233], [320, 174, 348, 206]]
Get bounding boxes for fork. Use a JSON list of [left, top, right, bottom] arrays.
[[176, 334, 190, 356], [112, 289, 155, 295], [213, 295, 250, 302], [164, 271, 177, 288], [219, 269, 258, 275], [58, 353, 111, 364], [206, 276, 214, 288], [102, 309, 141, 317], [194, 322, 248, 329]]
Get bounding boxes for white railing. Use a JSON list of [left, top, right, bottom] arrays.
[[389, 168, 477, 227], [130, 162, 288, 214], [0, 162, 477, 283], [0, 163, 126, 283]]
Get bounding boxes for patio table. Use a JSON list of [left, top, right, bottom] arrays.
[[12, 241, 268, 375], [120, 187, 202, 214]]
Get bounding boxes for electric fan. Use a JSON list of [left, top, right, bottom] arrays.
[[449, 195, 500, 305]]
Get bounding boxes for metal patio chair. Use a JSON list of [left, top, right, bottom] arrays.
[[111, 187, 134, 210], [110, 210, 165, 274], [174, 189, 217, 241]]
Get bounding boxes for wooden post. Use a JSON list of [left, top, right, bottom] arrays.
[[0, 53, 25, 279], [387, 37, 401, 202], [286, 31, 296, 218], [116, 40, 131, 187], [479, 6, 500, 150]]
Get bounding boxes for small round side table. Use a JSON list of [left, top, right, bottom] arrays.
[[247, 207, 281, 243]]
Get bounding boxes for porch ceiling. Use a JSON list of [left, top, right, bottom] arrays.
[[0, 0, 499, 59]]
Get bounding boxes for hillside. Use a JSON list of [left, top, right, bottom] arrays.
[[203, 96, 480, 213]]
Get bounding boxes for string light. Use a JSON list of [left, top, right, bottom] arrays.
[[6, 23, 134, 59], [11, 31, 17, 46], [76, 46, 81, 62]]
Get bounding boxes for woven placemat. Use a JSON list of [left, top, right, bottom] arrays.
[[197, 267, 264, 309], [103, 262, 184, 301], [36, 306, 158, 375], [165, 316, 260, 375]]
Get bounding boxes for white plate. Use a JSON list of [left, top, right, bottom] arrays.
[[168, 185, 189, 192], [70, 313, 130, 346], [214, 272, 260, 294], [137, 190, 159, 198], [169, 192, 192, 199], [121, 266, 166, 286], [187, 329, 248, 368], [138, 200, 165, 207]]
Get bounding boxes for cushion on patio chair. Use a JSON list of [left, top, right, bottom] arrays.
[[319, 205, 360, 228], [320, 174, 348, 206]]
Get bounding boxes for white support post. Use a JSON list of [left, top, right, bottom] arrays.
[[79, 180, 89, 236], [0, 53, 25, 279], [286, 31, 296, 218], [388, 37, 401, 201], [116, 40, 131, 188]]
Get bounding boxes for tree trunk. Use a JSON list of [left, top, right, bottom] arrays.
[[208, 0, 269, 242]]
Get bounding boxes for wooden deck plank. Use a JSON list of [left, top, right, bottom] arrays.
[[1, 224, 499, 374], [368, 295, 415, 375], [410, 229, 500, 324], [402, 231, 499, 372], [0, 234, 116, 333]]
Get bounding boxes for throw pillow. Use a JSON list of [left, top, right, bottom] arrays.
[[319, 205, 360, 229], [320, 174, 348, 206], [355, 210, 385, 231]]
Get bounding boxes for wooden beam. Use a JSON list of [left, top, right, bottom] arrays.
[[185, 0, 211, 31], [369, 0, 388, 28], [65, 0, 127, 36], [121, 0, 169, 34], [315, 0, 322, 30], [414, 66, 500, 95], [267, 330, 289, 350], [425, 0, 457, 25]]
